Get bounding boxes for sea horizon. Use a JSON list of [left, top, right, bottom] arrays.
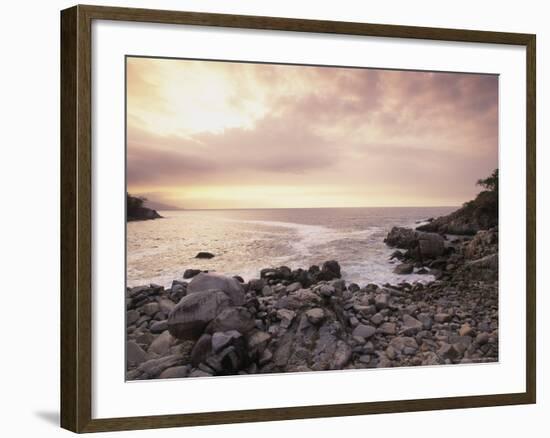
[[155, 205, 461, 212]]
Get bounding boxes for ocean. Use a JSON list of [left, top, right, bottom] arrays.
[[126, 206, 456, 288]]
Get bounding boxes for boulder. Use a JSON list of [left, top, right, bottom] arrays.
[[195, 252, 215, 259], [187, 272, 245, 305], [317, 260, 342, 281], [384, 227, 418, 248], [183, 269, 202, 279], [394, 263, 414, 275], [191, 333, 212, 366], [159, 365, 190, 379], [305, 308, 325, 325], [401, 314, 423, 335], [148, 330, 174, 355], [211, 330, 242, 353], [352, 324, 376, 339], [126, 341, 147, 367], [417, 232, 445, 259], [206, 307, 255, 334], [150, 320, 168, 334], [167, 290, 231, 339]]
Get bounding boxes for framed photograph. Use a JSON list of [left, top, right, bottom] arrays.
[[60, 4, 536, 433]]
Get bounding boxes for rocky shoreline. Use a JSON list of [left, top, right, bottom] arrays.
[[126, 222, 498, 380]]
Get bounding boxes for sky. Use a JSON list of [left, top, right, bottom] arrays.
[[126, 57, 498, 209]]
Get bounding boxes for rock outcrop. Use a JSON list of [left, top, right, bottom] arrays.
[[127, 194, 162, 222], [126, 252, 498, 380], [416, 190, 498, 235]]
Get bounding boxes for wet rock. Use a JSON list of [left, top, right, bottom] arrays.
[[385, 227, 418, 249], [248, 278, 265, 292], [183, 269, 202, 279], [394, 263, 414, 275]]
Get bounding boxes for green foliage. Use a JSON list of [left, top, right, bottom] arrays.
[[476, 169, 498, 193]]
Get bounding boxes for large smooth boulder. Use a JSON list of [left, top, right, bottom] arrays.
[[384, 227, 418, 249], [187, 272, 245, 305], [167, 290, 231, 340], [417, 232, 445, 259]]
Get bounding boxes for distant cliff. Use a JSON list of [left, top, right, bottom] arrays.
[[416, 169, 498, 235], [127, 193, 162, 222]]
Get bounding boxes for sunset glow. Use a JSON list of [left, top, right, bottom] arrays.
[[126, 57, 498, 209]]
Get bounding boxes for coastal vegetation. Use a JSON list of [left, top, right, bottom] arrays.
[[127, 193, 162, 222]]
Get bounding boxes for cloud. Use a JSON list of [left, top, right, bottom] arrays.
[[126, 57, 498, 208]]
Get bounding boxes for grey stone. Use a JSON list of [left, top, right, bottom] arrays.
[[150, 319, 168, 334], [287, 282, 302, 293], [183, 269, 201, 279], [434, 313, 452, 323], [158, 298, 176, 315], [159, 365, 189, 379], [352, 324, 376, 339], [191, 334, 212, 367], [394, 263, 414, 275], [389, 336, 418, 354], [168, 290, 231, 340], [126, 341, 147, 367], [207, 307, 255, 334], [248, 278, 265, 292], [370, 313, 384, 326], [142, 302, 160, 316], [401, 314, 424, 335], [126, 310, 140, 325], [475, 332, 490, 345], [375, 293, 390, 310], [276, 309, 296, 328], [437, 343, 460, 360], [138, 355, 182, 377], [187, 272, 245, 305], [378, 322, 397, 335], [459, 323, 474, 337], [148, 330, 174, 355], [305, 308, 325, 325], [211, 330, 241, 353]]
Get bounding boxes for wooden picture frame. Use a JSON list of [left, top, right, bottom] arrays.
[[60, 4, 536, 433]]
